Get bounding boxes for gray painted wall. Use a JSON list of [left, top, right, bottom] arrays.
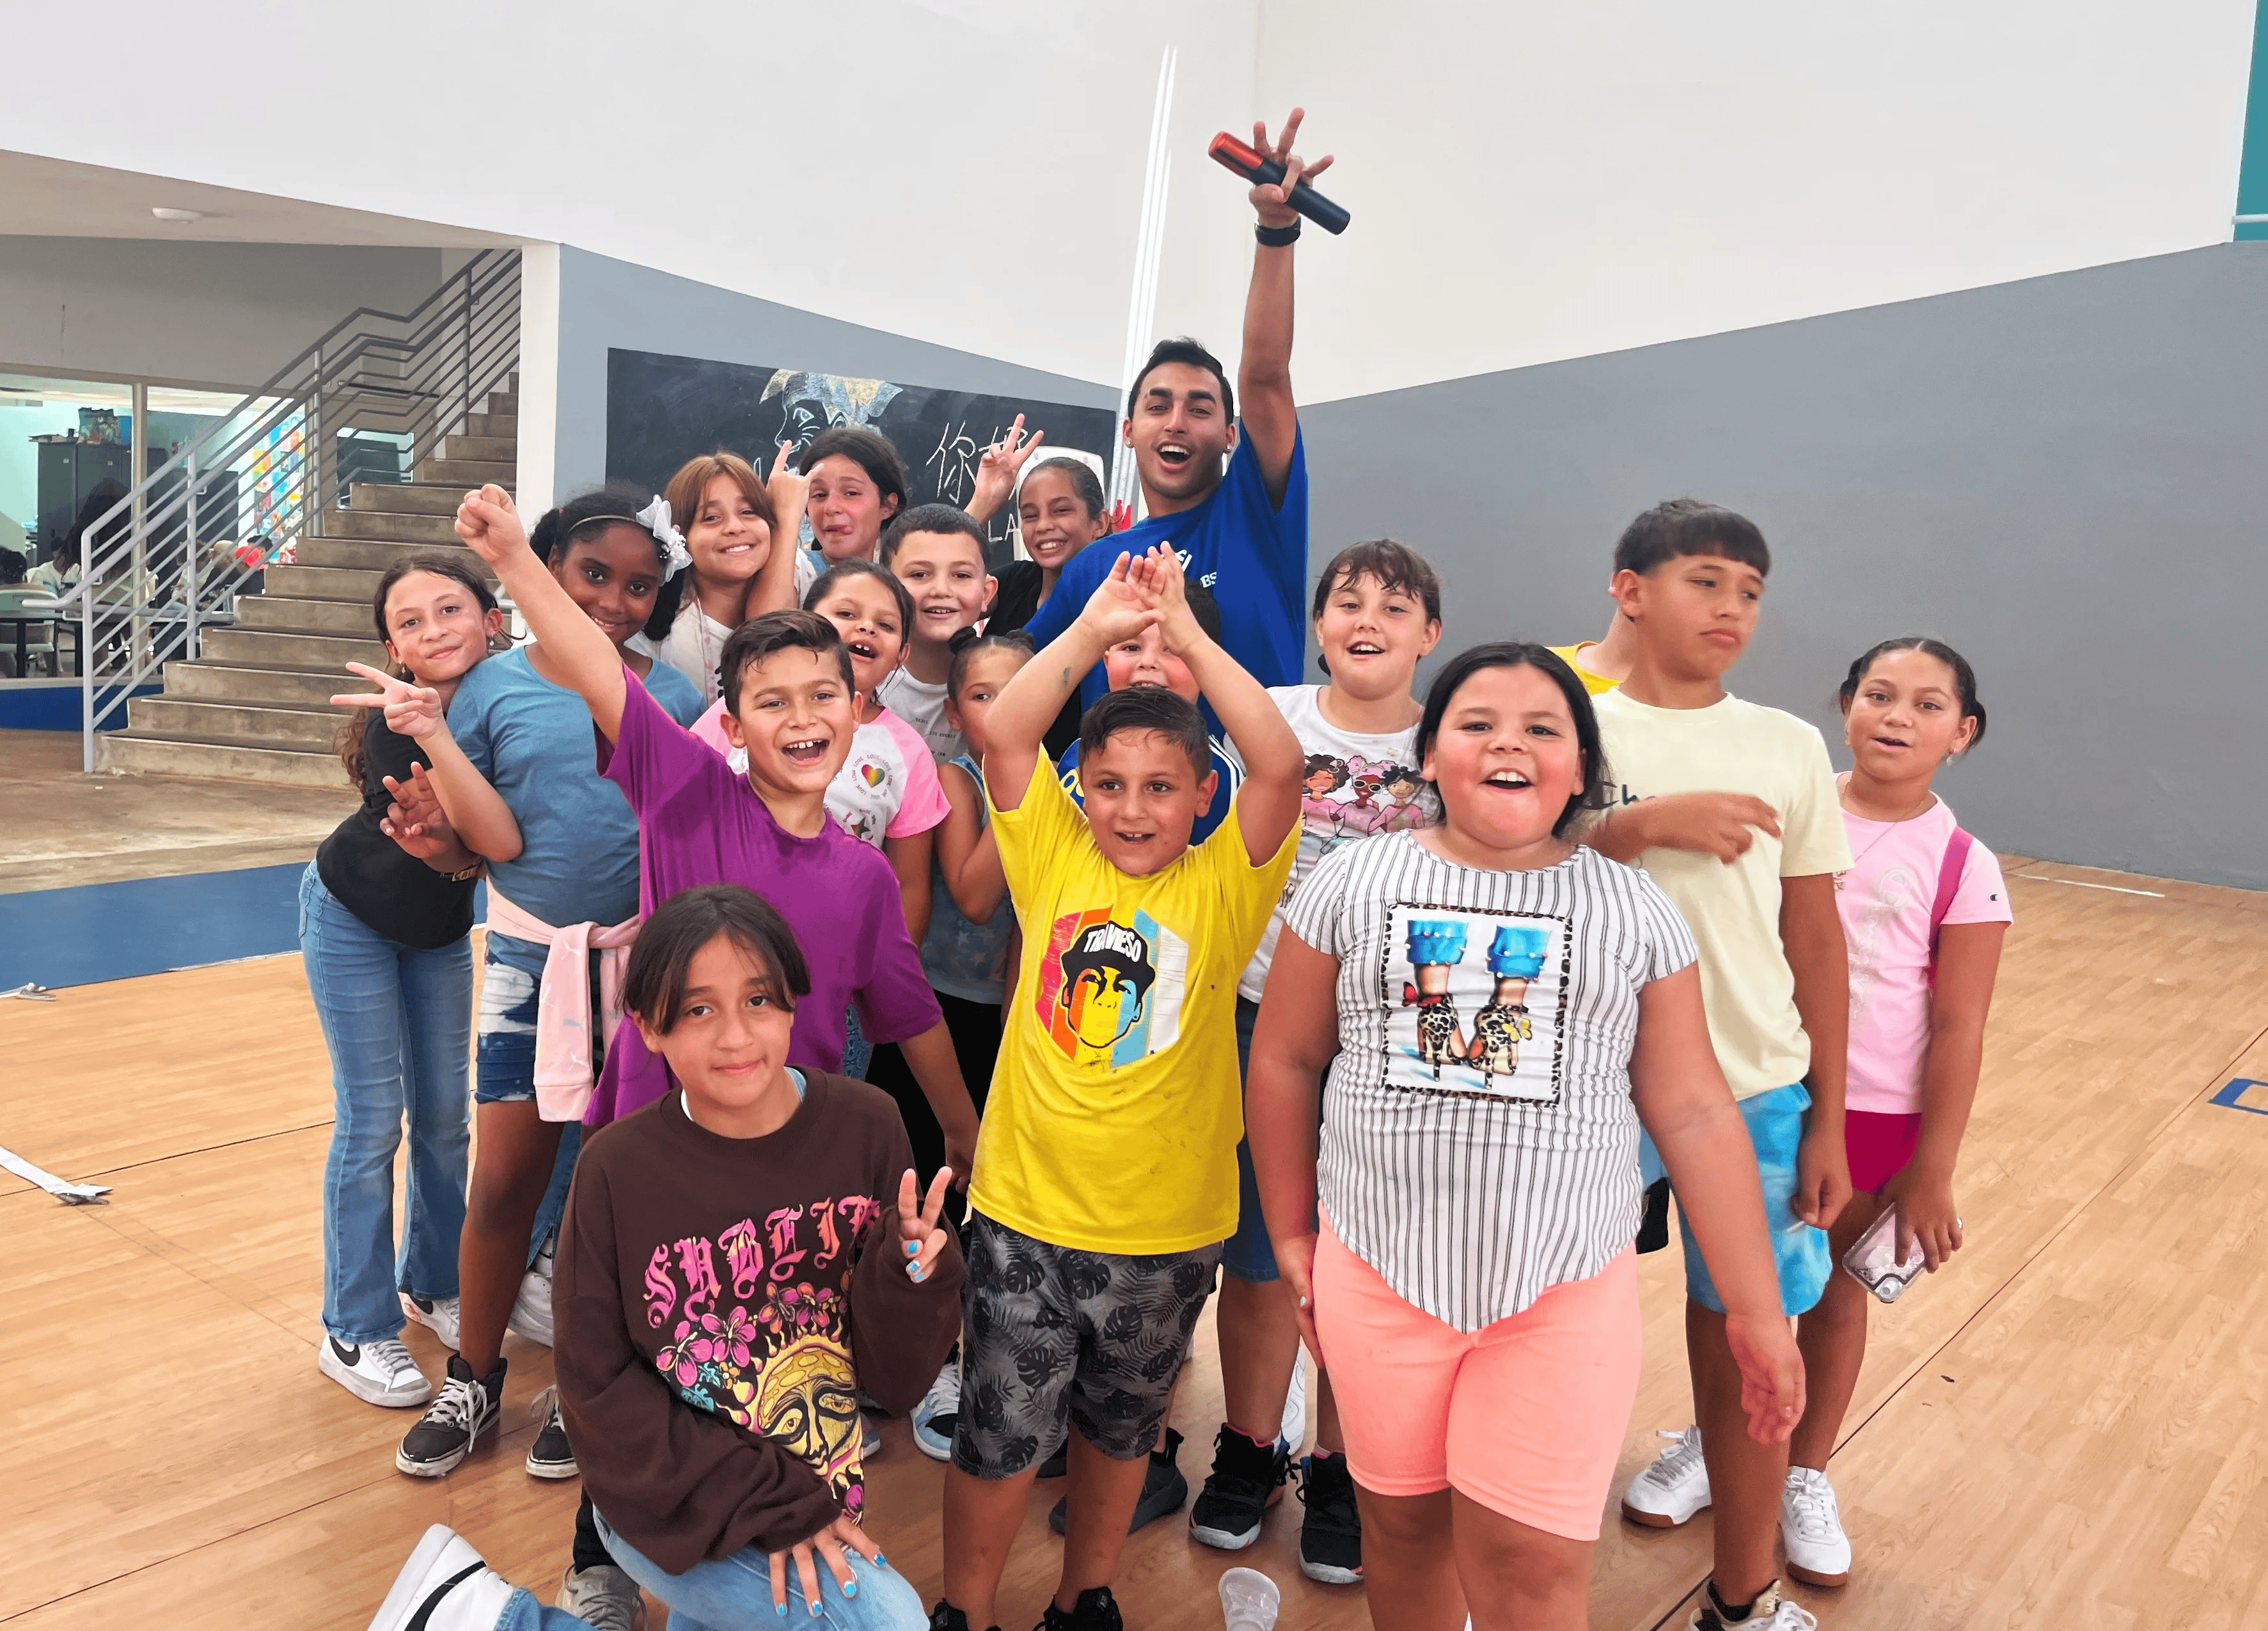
[[553, 246, 1119, 497], [0, 238, 453, 388], [1301, 244, 2268, 889]]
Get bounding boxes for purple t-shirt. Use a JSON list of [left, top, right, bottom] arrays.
[[583, 670, 941, 1128]]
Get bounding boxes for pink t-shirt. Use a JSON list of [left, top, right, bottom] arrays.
[[689, 698, 950, 851], [1838, 792, 2013, 1115]]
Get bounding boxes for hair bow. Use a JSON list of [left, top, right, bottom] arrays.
[[634, 496, 693, 581]]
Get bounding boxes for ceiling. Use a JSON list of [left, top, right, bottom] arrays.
[[0, 148, 519, 247]]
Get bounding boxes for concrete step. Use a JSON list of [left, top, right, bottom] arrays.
[[203, 624, 389, 669], [237, 595, 379, 636], [349, 482, 460, 516], [418, 457, 515, 488], [97, 730, 349, 789], [295, 536, 496, 579], [165, 660, 366, 707], [465, 412, 517, 439], [129, 695, 346, 752], [265, 562, 383, 603], [440, 434, 515, 463], [322, 508, 460, 545]]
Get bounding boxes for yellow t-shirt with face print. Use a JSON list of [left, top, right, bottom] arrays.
[[974, 768, 1297, 1254]]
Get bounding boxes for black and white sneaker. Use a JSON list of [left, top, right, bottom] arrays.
[[912, 1350, 960, 1462], [926, 1602, 999, 1631], [366, 1524, 516, 1631], [526, 1385, 577, 1479], [400, 1293, 462, 1352], [1189, 1425, 1289, 1549], [1296, 1449, 1364, 1584], [1048, 1428, 1188, 1535], [396, 1353, 504, 1477], [319, 1333, 433, 1408]]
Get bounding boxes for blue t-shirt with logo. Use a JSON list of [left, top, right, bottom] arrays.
[[1025, 427, 1307, 711], [1055, 734, 1245, 845]]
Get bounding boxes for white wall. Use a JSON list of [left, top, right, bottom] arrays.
[[0, 237, 452, 388], [3, 2, 2252, 406], [1245, 0, 2260, 400]]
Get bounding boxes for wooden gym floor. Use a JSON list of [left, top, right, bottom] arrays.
[[4, 853, 2266, 1630]]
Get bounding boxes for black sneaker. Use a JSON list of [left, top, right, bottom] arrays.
[[1048, 1429, 1188, 1535], [1038, 1586, 1122, 1631], [526, 1385, 577, 1479], [396, 1353, 504, 1477], [927, 1602, 1002, 1631], [1296, 1449, 1364, 1584], [1188, 1424, 1289, 1549]]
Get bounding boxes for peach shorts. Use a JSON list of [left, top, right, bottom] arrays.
[[1311, 1215, 1642, 1541]]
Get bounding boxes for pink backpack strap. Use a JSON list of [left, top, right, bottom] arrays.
[[1927, 826, 1975, 973]]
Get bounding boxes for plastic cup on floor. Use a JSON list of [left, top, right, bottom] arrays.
[[1219, 1566, 1280, 1631]]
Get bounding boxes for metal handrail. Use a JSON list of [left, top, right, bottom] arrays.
[[68, 249, 521, 768]]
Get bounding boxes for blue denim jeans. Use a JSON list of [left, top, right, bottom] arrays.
[[595, 1509, 927, 1631], [491, 1590, 590, 1630], [299, 863, 473, 1344], [476, 938, 581, 1270]]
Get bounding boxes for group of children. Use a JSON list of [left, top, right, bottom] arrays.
[[320, 110, 2012, 1631]]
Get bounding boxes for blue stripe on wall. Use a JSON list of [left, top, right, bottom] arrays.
[[0, 863, 308, 989], [2240, 0, 2268, 240]]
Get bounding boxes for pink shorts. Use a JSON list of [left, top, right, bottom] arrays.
[[1311, 1213, 1641, 1541], [1845, 1110, 1924, 1192]]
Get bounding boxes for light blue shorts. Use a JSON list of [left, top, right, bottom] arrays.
[[1645, 1082, 1830, 1318]]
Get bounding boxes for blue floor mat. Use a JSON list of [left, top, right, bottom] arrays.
[[0, 863, 309, 990]]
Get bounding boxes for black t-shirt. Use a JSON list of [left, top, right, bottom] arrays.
[[986, 561, 1081, 761], [315, 713, 479, 949]]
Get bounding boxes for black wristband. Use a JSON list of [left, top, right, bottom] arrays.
[[1255, 219, 1302, 248]]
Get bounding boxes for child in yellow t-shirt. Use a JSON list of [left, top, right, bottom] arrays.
[[936, 546, 1300, 1631]]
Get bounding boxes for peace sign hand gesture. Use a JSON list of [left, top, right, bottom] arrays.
[[331, 661, 445, 741], [895, 1167, 954, 1285], [764, 440, 810, 530], [967, 414, 1048, 523], [1248, 106, 1334, 229]]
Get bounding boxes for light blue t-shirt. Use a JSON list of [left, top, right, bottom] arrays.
[[1056, 732, 1244, 845], [450, 647, 704, 975], [920, 755, 1017, 1004]]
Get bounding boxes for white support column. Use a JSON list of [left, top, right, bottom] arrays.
[[515, 242, 562, 516]]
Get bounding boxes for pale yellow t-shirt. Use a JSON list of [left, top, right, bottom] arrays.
[[975, 770, 1298, 1253], [1549, 642, 1622, 697], [1589, 689, 1852, 1099]]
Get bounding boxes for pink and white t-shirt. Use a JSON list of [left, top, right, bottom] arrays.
[[689, 698, 950, 851], [1837, 791, 2013, 1115]]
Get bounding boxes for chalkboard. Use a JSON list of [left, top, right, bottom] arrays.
[[606, 348, 1117, 565]]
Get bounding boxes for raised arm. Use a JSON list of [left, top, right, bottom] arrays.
[[748, 441, 809, 618], [455, 485, 629, 740], [329, 664, 522, 862], [1139, 548, 1300, 863], [963, 416, 1046, 526], [982, 552, 1153, 812], [1237, 108, 1332, 503], [934, 760, 1010, 923], [1629, 963, 1806, 1444]]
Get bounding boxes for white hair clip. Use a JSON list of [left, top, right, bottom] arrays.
[[635, 496, 693, 580]]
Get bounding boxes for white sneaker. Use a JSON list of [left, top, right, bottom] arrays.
[[319, 1334, 434, 1408], [557, 1562, 647, 1630], [911, 1353, 960, 1462], [1687, 1579, 1817, 1630], [366, 1524, 517, 1631], [402, 1294, 462, 1351], [1279, 1355, 1310, 1453], [1782, 1466, 1853, 1587], [507, 1242, 554, 1348], [1622, 1424, 1712, 1527]]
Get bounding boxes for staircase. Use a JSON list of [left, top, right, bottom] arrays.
[[96, 381, 517, 787]]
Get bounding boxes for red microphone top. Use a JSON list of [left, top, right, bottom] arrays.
[[1208, 132, 1268, 177]]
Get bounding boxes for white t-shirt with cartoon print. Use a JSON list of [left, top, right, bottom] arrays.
[[1239, 684, 1440, 1003]]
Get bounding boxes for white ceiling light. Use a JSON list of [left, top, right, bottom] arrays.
[[150, 207, 204, 223]]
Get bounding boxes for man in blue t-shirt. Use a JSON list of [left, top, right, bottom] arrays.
[[1025, 118, 1320, 711], [1055, 582, 1245, 842]]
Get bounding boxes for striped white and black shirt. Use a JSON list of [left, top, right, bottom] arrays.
[[1288, 833, 1697, 1331]]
